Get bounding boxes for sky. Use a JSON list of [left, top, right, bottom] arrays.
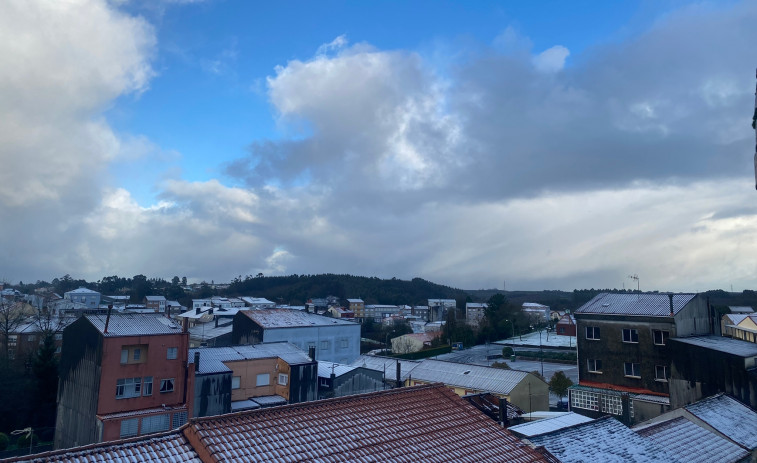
[[1, 0, 756, 292]]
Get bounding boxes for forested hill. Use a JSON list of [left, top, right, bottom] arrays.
[[227, 274, 469, 306]]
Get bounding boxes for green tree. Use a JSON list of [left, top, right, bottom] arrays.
[[548, 370, 574, 405]]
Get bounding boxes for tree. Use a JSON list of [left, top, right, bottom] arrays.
[[548, 371, 574, 406], [0, 298, 27, 365]]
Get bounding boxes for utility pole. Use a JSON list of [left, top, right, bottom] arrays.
[[753, 67, 757, 190]]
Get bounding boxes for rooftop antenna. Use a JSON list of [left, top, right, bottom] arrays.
[[753, 67, 757, 189], [628, 274, 639, 292]]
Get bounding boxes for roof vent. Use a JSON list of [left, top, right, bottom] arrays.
[[463, 370, 471, 375], [602, 303, 610, 307]]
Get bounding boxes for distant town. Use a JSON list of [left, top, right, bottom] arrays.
[[0, 275, 756, 461]]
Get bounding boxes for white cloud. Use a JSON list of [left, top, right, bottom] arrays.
[[316, 34, 348, 56], [532, 45, 570, 73]]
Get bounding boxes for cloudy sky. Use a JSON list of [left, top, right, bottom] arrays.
[[1, 0, 756, 292]]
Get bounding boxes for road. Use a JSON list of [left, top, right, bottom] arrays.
[[435, 344, 578, 408]]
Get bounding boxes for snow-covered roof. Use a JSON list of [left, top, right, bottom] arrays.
[[728, 306, 754, 313], [317, 361, 358, 378], [407, 359, 531, 395], [529, 416, 680, 463], [189, 342, 312, 374], [635, 416, 749, 463], [522, 302, 549, 309], [240, 309, 358, 328], [145, 295, 166, 302], [671, 335, 757, 357], [84, 313, 183, 337], [576, 293, 697, 317], [346, 298, 363, 303], [684, 394, 757, 450], [240, 297, 274, 305], [508, 412, 593, 437], [65, 287, 100, 295], [350, 355, 420, 381]]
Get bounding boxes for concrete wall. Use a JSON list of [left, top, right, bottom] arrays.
[[674, 295, 713, 337], [321, 368, 385, 399], [508, 374, 550, 413]]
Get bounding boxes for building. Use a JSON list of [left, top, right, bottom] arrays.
[[403, 359, 549, 413], [141, 295, 165, 312], [346, 298, 364, 319], [466, 302, 487, 326], [721, 313, 753, 337], [63, 287, 101, 310], [555, 313, 576, 336], [316, 361, 385, 399], [240, 297, 275, 308], [55, 313, 189, 449], [522, 303, 550, 325], [187, 343, 317, 418], [326, 306, 355, 318], [350, 355, 420, 388], [569, 292, 712, 424], [730, 315, 757, 343], [428, 298, 455, 322], [364, 304, 402, 321], [668, 335, 757, 409], [390, 331, 441, 354], [232, 309, 361, 363]]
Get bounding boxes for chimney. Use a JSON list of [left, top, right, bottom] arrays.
[[182, 317, 189, 333], [196, 307, 201, 315], [215, 316, 219, 328], [308, 345, 316, 361], [498, 397, 509, 427], [194, 351, 200, 372], [167, 305, 171, 317], [104, 304, 113, 334], [396, 360, 402, 388], [668, 294, 674, 316]]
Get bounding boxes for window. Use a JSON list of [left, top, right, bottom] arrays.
[[160, 378, 175, 393], [121, 349, 128, 364], [622, 329, 639, 343], [166, 347, 178, 360], [655, 365, 669, 381], [653, 330, 669, 346], [7, 335, 17, 346], [624, 362, 641, 378], [320, 340, 329, 350], [116, 377, 142, 399], [232, 376, 241, 389], [172, 411, 188, 429], [587, 359, 602, 373], [121, 345, 147, 364], [120, 418, 138, 438], [54, 334, 62, 341], [571, 389, 599, 411], [133, 348, 141, 361], [143, 377, 153, 396], [278, 374, 288, 386], [586, 326, 600, 340], [340, 339, 348, 349], [256, 373, 270, 387], [141, 414, 170, 434]]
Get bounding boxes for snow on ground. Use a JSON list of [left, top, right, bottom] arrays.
[[496, 330, 577, 348]]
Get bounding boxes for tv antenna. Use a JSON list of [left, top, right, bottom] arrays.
[[628, 274, 639, 292]]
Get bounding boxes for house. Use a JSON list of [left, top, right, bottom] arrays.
[[316, 361, 386, 399], [668, 335, 757, 409], [428, 298, 455, 322], [390, 331, 441, 353], [721, 312, 753, 337], [21, 384, 558, 462], [569, 292, 712, 424], [187, 319, 234, 348], [522, 303, 550, 325], [54, 313, 189, 449], [63, 287, 101, 309], [729, 306, 755, 314], [240, 297, 275, 308], [346, 298, 364, 319], [555, 313, 576, 336], [187, 343, 317, 417], [412, 305, 430, 320], [364, 304, 402, 321], [466, 302, 487, 326], [350, 355, 421, 388], [326, 306, 354, 318], [403, 359, 549, 413], [529, 416, 680, 463], [144, 295, 166, 312], [632, 393, 757, 462], [731, 315, 757, 343], [232, 309, 361, 363]]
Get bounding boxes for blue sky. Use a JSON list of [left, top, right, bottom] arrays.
[[1, 0, 756, 292]]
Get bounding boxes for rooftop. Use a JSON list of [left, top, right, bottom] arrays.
[[145, 295, 166, 301], [350, 355, 420, 381], [635, 416, 749, 463], [185, 383, 554, 462], [575, 292, 697, 317], [240, 309, 358, 328], [407, 359, 532, 395], [671, 335, 757, 357], [317, 361, 358, 378], [84, 313, 184, 337], [189, 343, 312, 374], [4, 430, 200, 463], [65, 287, 100, 295], [508, 412, 594, 437], [684, 393, 757, 450], [728, 306, 754, 313], [529, 416, 680, 463]]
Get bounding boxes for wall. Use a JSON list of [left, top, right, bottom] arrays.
[[673, 296, 713, 337], [508, 375, 550, 413], [288, 362, 318, 403], [262, 325, 360, 364], [190, 372, 232, 418], [324, 368, 385, 399], [226, 358, 279, 400]]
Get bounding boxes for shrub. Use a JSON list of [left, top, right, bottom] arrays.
[[501, 346, 514, 357], [0, 433, 9, 451], [15, 433, 38, 448]]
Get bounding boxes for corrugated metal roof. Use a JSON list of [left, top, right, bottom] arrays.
[[145, 295, 166, 301], [635, 416, 749, 463], [408, 359, 530, 395], [350, 355, 421, 381], [529, 416, 682, 463], [189, 343, 312, 374], [728, 306, 754, 313], [186, 384, 554, 462], [671, 335, 757, 357], [575, 293, 697, 317], [241, 309, 359, 328], [317, 361, 357, 378], [632, 394, 670, 405], [5, 431, 200, 463], [685, 394, 757, 450], [508, 412, 594, 437], [85, 313, 184, 337]]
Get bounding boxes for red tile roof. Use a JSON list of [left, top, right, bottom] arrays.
[[184, 383, 554, 462]]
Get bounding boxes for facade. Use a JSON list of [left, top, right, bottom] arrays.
[[346, 298, 365, 319], [232, 309, 361, 363], [721, 313, 752, 337], [63, 287, 101, 309], [55, 313, 189, 449], [186, 343, 317, 418], [522, 303, 550, 324], [466, 302, 486, 326], [570, 292, 713, 424], [240, 297, 275, 308], [390, 332, 440, 354], [556, 314, 576, 336], [668, 335, 757, 409], [144, 295, 166, 312], [730, 315, 757, 343], [317, 361, 386, 399]]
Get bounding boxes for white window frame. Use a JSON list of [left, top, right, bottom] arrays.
[[143, 376, 153, 396], [278, 373, 288, 386], [133, 348, 141, 361], [141, 414, 170, 434], [624, 362, 641, 378], [587, 359, 602, 373], [320, 340, 329, 350], [160, 378, 175, 393], [256, 373, 270, 387], [586, 326, 600, 340], [119, 418, 139, 438], [116, 377, 142, 399], [166, 347, 178, 360], [172, 411, 188, 429], [622, 329, 639, 343], [653, 330, 669, 346], [655, 365, 669, 382], [232, 376, 241, 389]]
